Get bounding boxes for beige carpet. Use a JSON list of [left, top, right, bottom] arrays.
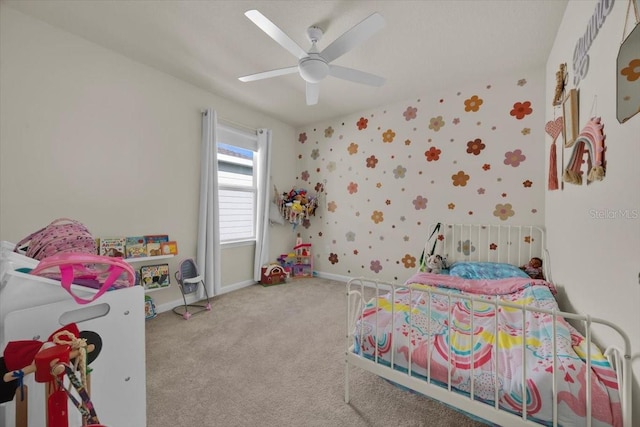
[[145, 278, 488, 427]]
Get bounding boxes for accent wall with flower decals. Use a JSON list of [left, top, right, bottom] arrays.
[[292, 72, 545, 282]]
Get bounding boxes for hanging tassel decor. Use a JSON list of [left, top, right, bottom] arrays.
[[545, 117, 563, 191], [549, 144, 558, 190]]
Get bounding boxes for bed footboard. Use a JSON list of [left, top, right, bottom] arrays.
[[345, 277, 632, 427]]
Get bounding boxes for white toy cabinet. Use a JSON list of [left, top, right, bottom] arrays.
[[0, 242, 147, 427]]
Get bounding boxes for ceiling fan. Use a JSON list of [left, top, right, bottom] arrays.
[[238, 10, 386, 106]]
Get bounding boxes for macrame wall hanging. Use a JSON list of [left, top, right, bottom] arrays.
[[547, 62, 567, 191]]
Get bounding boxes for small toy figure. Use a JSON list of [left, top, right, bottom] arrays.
[[520, 257, 544, 279], [425, 254, 444, 274]]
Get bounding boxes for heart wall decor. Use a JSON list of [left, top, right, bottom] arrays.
[[545, 116, 564, 140]]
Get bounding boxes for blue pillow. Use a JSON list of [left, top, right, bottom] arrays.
[[448, 262, 529, 280]]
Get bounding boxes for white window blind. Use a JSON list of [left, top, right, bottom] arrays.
[[217, 123, 258, 243]]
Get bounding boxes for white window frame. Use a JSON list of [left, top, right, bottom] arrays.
[[217, 122, 259, 245]]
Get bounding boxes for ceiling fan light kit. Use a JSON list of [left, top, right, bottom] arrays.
[[239, 10, 386, 105], [299, 56, 329, 83]]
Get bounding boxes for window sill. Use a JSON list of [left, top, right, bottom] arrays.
[[221, 240, 256, 249]]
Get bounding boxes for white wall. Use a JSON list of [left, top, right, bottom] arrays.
[[545, 0, 640, 421], [294, 67, 547, 282], [0, 5, 296, 308]]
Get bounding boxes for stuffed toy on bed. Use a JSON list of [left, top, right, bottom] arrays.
[[425, 254, 444, 274]]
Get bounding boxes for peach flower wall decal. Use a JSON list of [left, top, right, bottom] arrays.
[[464, 95, 484, 112]]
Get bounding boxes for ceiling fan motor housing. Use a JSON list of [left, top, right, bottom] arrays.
[[306, 26, 323, 43], [298, 56, 329, 83]]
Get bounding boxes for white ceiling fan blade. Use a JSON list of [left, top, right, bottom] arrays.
[[320, 12, 385, 63], [306, 82, 320, 105], [329, 65, 385, 87], [239, 66, 298, 82], [244, 10, 308, 59]]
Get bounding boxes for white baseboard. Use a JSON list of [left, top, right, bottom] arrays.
[[153, 279, 256, 314], [153, 273, 348, 315], [313, 271, 350, 282]]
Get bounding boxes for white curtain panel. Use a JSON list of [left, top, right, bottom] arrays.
[[254, 128, 272, 281], [197, 109, 221, 297]]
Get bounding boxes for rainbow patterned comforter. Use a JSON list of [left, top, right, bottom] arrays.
[[354, 272, 622, 426]]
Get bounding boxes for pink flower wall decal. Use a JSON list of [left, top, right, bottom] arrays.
[[370, 260, 383, 273], [403, 106, 418, 121], [412, 195, 428, 210], [504, 149, 526, 167]]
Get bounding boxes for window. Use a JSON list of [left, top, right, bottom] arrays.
[[217, 124, 258, 243]]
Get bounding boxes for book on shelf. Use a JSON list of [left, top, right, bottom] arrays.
[[140, 264, 170, 290], [144, 234, 169, 257], [160, 241, 178, 256], [99, 237, 126, 258], [144, 234, 169, 244], [125, 236, 147, 259]]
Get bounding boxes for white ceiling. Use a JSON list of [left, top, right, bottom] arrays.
[[3, 0, 568, 128]]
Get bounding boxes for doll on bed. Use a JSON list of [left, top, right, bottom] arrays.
[[520, 257, 544, 279]]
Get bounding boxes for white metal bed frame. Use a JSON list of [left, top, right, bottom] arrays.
[[345, 223, 632, 427]]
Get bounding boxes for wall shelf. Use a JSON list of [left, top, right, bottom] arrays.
[[124, 254, 174, 264]]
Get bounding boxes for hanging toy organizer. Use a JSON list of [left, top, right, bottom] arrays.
[[275, 186, 321, 227]]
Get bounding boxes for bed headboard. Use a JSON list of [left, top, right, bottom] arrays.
[[422, 223, 551, 281]]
